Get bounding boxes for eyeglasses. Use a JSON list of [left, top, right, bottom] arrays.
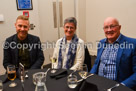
[[65, 26, 75, 30], [103, 25, 119, 30]]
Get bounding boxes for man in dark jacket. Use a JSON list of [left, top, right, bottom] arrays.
[[3, 15, 44, 70]]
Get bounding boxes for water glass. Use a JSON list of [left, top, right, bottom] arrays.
[[0, 80, 3, 91], [33, 72, 46, 85], [35, 81, 47, 91], [67, 75, 77, 89], [34, 72, 47, 91]]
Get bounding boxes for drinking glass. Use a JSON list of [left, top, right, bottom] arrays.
[[34, 72, 47, 91], [33, 72, 46, 85], [67, 75, 77, 89], [7, 65, 17, 87], [78, 64, 88, 79], [50, 57, 57, 73], [35, 81, 47, 91], [0, 80, 3, 91]]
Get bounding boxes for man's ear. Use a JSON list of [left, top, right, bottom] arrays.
[[15, 23, 16, 27], [119, 25, 121, 30]]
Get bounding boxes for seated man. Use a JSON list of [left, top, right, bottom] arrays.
[[90, 17, 136, 89], [3, 15, 44, 70], [53, 17, 85, 70]]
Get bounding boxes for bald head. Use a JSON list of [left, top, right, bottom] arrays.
[[104, 17, 119, 26], [103, 17, 121, 43]]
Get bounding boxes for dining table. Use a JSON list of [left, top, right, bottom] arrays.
[[0, 68, 134, 91]]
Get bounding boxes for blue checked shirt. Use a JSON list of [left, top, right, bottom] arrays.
[[98, 34, 121, 80]]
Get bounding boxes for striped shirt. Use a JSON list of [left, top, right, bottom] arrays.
[[98, 34, 121, 80]]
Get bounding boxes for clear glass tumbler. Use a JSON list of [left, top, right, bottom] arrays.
[[67, 75, 77, 89], [35, 74, 47, 91]]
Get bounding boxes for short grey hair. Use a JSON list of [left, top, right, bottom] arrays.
[[64, 17, 77, 28]]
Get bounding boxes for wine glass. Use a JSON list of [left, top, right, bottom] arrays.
[[78, 64, 88, 79], [50, 57, 57, 73], [7, 65, 17, 87]]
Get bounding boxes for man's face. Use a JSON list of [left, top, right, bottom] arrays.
[[15, 19, 29, 40], [103, 18, 121, 43], [64, 23, 76, 40]]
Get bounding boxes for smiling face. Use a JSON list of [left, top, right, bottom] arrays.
[[64, 22, 76, 40], [15, 19, 30, 40], [103, 17, 121, 43]]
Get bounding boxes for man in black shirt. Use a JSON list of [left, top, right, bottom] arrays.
[[3, 15, 44, 70]]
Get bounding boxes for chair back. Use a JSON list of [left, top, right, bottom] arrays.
[[84, 46, 92, 72]]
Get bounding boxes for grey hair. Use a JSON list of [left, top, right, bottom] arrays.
[[64, 17, 77, 28]]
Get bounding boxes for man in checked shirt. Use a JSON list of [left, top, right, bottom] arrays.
[[90, 17, 136, 90]]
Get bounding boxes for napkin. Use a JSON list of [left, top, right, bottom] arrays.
[[79, 80, 98, 91], [50, 69, 68, 79]]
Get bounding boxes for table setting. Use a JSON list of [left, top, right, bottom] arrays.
[[0, 67, 134, 91]]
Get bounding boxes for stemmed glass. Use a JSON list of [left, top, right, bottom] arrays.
[[50, 57, 57, 73], [7, 65, 17, 87], [78, 64, 88, 79]]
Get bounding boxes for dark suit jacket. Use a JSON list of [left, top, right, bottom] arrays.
[[3, 34, 44, 69], [90, 34, 136, 88]]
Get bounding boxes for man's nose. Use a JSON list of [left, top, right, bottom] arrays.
[[20, 26, 25, 30], [107, 27, 112, 31], [67, 27, 71, 31]]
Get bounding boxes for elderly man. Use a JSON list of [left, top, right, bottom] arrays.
[[90, 17, 136, 89], [53, 17, 84, 70], [3, 15, 44, 70]]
